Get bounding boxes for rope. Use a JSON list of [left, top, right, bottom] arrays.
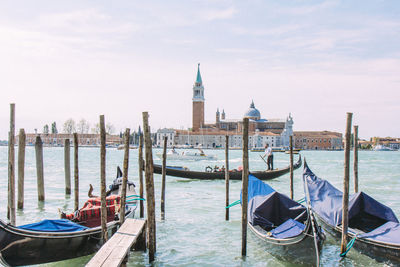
[[126, 198, 146, 202], [340, 235, 357, 257], [297, 197, 305, 204], [127, 194, 142, 198], [226, 200, 241, 209]]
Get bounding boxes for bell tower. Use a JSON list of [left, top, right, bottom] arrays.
[[192, 63, 205, 131]]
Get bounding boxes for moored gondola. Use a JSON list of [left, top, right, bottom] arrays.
[[152, 155, 301, 180], [244, 174, 325, 266], [0, 168, 138, 266], [303, 162, 400, 265]]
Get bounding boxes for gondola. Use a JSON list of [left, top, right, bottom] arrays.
[[0, 168, 138, 266], [152, 155, 301, 180], [303, 162, 400, 265], [245, 174, 325, 266]]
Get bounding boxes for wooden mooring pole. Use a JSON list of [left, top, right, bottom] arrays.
[[241, 118, 249, 257], [161, 136, 167, 220], [289, 136, 294, 200], [100, 115, 108, 242], [341, 112, 353, 255], [35, 136, 45, 202], [17, 128, 26, 209], [354, 125, 359, 193], [138, 134, 144, 218], [225, 135, 230, 221], [64, 139, 71, 195], [73, 133, 79, 211], [8, 103, 16, 224], [143, 112, 156, 262], [120, 128, 130, 223]]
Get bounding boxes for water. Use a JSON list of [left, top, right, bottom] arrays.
[[0, 147, 399, 266]]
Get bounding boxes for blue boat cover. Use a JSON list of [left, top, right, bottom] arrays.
[[271, 219, 306, 239], [244, 174, 307, 237], [303, 162, 400, 244], [18, 219, 88, 232], [359, 221, 400, 244]]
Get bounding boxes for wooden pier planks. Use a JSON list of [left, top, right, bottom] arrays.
[[86, 219, 146, 267]]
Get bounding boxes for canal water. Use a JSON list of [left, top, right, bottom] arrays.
[[0, 147, 398, 266]]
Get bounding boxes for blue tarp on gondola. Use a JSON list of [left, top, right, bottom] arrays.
[[303, 162, 400, 245], [245, 174, 307, 235], [19, 219, 88, 232], [271, 219, 306, 239]]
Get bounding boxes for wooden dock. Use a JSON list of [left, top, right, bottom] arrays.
[[86, 219, 146, 267]]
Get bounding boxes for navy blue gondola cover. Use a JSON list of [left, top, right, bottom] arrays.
[[19, 219, 88, 232], [303, 163, 400, 244], [243, 174, 307, 236]]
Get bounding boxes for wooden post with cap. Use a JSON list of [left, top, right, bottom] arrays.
[[73, 133, 79, 211], [143, 112, 156, 262], [120, 128, 130, 223], [138, 134, 144, 218], [289, 135, 294, 200], [353, 125, 359, 193], [17, 128, 26, 209], [35, 135, 45, 202], [161, 136, 167, 220], [225, 135, 230, 221], [8, 103, 16, 224], [64, 138, 71, 195], [100, 115, 108, 242], [241, 118, 249, 257], [341, 112, 353, 255]]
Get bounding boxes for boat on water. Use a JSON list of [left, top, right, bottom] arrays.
[[151, 155, 302, 180], [373, 144, 395, 151], [117, 144, 138, 150], [0, 169, 138, 266], [156, 148, 217, 161], [303, 162, 400, 265], [245, 174, 325, 266]]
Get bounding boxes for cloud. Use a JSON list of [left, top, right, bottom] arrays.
[[202, 7, 236, 21], [277, 0, 338, 15]]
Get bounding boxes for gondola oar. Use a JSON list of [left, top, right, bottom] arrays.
[[259, 154, 268, 165]]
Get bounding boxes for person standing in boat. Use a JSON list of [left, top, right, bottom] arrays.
[[262, 143, 273, 170]]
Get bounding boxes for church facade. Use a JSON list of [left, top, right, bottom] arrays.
[[156, 64, 294, 148]]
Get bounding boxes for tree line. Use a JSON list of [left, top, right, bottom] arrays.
[[41, 119, 115, 135]]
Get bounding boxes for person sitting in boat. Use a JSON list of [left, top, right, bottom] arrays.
[[171, 147, 178, 154], [214, 165, 220, 172], [220, 165, 225, 172]]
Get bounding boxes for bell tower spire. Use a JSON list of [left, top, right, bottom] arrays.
[[192, 63, 205, 131]]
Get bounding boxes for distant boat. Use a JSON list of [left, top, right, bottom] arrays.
[[373, 145, 394, 151], [117, 144, 138, 150], [156, 148, 217, 161]]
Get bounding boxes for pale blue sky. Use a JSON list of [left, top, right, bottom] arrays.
[[1, 0, 399, 139]]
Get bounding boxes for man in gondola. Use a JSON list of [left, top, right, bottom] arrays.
[[262, 143, 273, 170]]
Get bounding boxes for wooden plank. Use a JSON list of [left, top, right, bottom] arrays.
[[86, 219, 146, 267]]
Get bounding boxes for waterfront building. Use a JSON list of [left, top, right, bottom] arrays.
[[293, 131, 343, 150], [156, 64, 293, 148], [16, 133, 122, 146]]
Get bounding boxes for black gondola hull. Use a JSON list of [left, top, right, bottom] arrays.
[[249, 217, 324, 266], [152, 155, 301, 180], [0, 220, 119, 266], [314, 213, 400, 265]]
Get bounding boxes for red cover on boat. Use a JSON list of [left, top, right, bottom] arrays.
[[64, 195, 121, 228]]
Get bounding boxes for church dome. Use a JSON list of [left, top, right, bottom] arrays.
[[244, 100, 261, 120]]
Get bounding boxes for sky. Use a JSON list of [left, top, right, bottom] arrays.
[[0, 0, 399, 140]]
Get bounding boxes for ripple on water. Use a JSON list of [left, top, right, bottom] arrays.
[[0, 148, 399, 266]]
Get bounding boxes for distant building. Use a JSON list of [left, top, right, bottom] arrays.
[[293, 131, 343, 150], [16, 133, 122, 146], [157, 64, 294, 148]]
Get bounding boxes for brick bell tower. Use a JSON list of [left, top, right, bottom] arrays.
[[192, 63, 205, 132]]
